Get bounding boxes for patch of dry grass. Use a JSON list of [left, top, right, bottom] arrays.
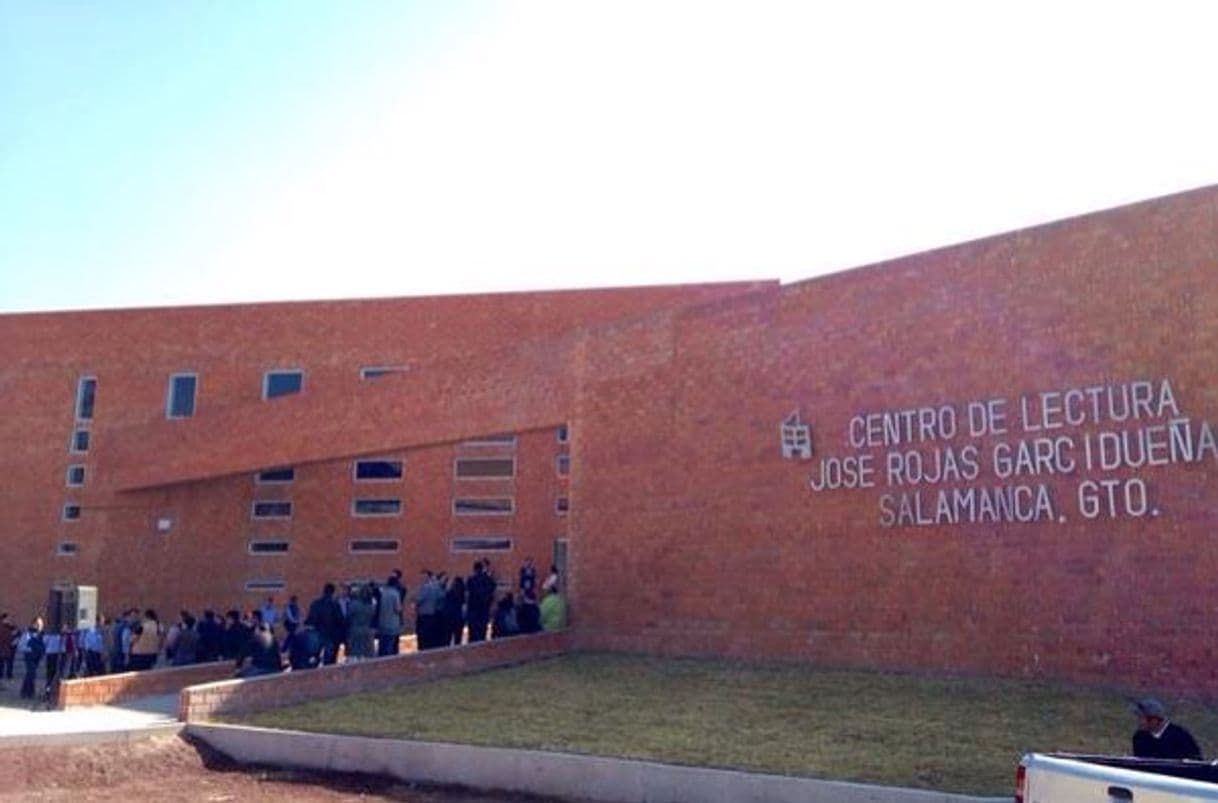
[[234, 653, 1218, 795]]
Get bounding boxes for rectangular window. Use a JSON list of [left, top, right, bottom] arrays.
[[450, 536, 512, 553], [251, 501, 292, 519], [462, 433, 517, 446], [244, 579, 286, 592], [70, 429, 90, 453], [352, 498, 402, 517], [56, 542, 78, 556], [255, 467, 296, 484], [353, 459, 404, 481], [62, 504, 81, 521], [453, 497, 514, 516], [249, 540, 290, 555], [75, 377, 97, 420], [556, 496, 569, 515], [360, 365, 408, 380], [166, 373, 198, 418], [556, 454, 570, 477], [263, 369, 303, 399], [454, 457, 515, 479], [557, 424, 569, 444], [349, 539, 400, 554], [66, 465, 85, 487]]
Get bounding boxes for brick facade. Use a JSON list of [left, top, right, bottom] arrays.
[[0, 283, 765, 620], [4, 185, 1217, 696], [569, 186, 1218, 694]]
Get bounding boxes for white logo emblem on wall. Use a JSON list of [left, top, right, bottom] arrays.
[[780, 410, 813, 461]]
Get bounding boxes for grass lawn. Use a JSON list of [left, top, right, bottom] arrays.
[[232, 653, 1218, 796]]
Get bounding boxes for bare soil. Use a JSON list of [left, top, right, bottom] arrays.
[[0, 735, 578, 802]]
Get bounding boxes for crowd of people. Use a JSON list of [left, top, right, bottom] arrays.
[[1, 557, 566, 701]]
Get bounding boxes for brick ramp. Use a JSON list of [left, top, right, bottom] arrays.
[[56, 661, 235, 709], [187, 723, 1009, 803], [181, 631, 571, 720]]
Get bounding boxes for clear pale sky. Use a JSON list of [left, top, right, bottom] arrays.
[[3, 1, 1217, 313]]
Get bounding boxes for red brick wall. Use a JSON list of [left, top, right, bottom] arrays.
[[55, 661, 236, 709], [179, 631, 570, 720], [571, 186, 1218, 694], [7, 185, 1218, 699], [0, 283, 767, 622]]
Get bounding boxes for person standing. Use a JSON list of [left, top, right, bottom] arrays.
[[0, 613, 16, 684], [518, 557, 537, 598], [376, 575, 404, 656], [173, 614, 199, 665], [282, 595, 302, 630], [1132, 698, 1203, 760], [540, 585, 567, 632], [466, 561, 496, 643], [443, 576, 466, 646], [83, 616, 106, 675], [129, 610, 162, 671], [18, 618, 45, 700], [258, 596, 278, 632], [413, 571, 445, 650], [344, 585, 376, 661], [42, 628, 64, 695], [305, 583, 346, 665]]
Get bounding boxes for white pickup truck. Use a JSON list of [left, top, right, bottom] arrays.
[[1017, 753, 1218, 802]]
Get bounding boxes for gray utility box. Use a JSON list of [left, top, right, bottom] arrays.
[[47, 584, 98, 632]]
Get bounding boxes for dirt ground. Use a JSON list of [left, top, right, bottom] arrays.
[[0, 735, 581, 802]]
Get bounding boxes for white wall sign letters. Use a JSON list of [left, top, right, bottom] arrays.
[[801, 378, 1217, 528]]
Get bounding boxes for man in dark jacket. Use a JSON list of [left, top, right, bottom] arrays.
[[465, 561, 496, 643], [1132, 698, 1203, 760], [196, 610, 222, 662], [305, 583, 346, 665]]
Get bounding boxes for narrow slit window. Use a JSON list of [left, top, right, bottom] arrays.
[[353, 460, 404, 481], [70, 429, 90, 453], [66, 465, 85, 487], [263, 370, 303, 399], [450, 536, 512, 552], [252, 501, 292, 519], [454, 458, 515, 479], [349, 539, 400, 554], [62, 504, 82, 521], [557, 425, 569, 444], [249, 540, 290, 555], [256, 467, 296, 484], [360, 365, 409, 380], [75, 377, 97, 420], [352, 498, 402, 517], [166, 373, 198, 418], [453, 497, 514, 516], [56, 542, 79, 556], [555, 496, 569, 515], [556, 454, 570, 477], [244, 579, 286, 592]]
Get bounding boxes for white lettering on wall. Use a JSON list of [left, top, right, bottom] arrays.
[[805, 378, 1214, 529]]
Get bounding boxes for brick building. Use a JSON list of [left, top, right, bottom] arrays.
[[2, 185, 1216, 694]]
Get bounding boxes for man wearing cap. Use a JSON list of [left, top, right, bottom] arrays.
[[1131, 698, 1203, 760]]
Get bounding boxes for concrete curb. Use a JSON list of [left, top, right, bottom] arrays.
[[187, 723, 1010, 803], [0, 722, 183, 749]]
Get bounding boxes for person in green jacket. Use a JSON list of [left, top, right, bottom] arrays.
[[539, 585, 567, 632]]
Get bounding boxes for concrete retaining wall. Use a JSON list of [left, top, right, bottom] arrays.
[[55, 661, 234, 709], [187, 722, 1009, 803], [180, 631, 570, 721]]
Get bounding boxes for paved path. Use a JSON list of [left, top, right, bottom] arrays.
[[0, 671, 177, 741], [0, 693, 177, 739]]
